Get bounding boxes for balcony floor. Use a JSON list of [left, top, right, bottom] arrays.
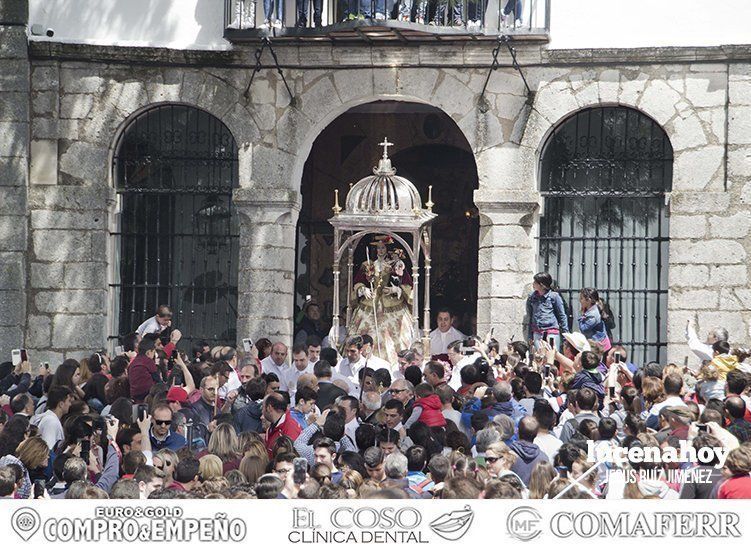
[[224, 19, 549, 43]]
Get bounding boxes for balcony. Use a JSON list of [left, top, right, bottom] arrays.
[[223, 0, 549, 43]]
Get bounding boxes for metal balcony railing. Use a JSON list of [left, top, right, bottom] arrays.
[[224, 0, 549, 41]]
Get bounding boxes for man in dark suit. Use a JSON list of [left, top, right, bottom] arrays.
[[314, 360, 347, 411]]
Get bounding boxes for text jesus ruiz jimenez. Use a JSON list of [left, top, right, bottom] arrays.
[[550, 511, 740, 538]]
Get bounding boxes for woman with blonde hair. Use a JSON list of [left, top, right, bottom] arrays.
[[241, 438, 270, 467], [0, 436, 50, 498], [527, 461, 557, 499], [207, 423, 241, 472], [239, 455, 267, 485], [153, 450, 179, 487], [198, 454, 224, 482], [339, 469, 364, 498]]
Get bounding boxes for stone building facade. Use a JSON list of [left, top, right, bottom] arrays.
[[2, 0, 751, 365]]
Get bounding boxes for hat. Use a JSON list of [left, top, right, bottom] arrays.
[[166, 386, 188, 404], [562, 332, 591, 353]]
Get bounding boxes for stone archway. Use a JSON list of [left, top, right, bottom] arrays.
[[294, 100, 480, 342]]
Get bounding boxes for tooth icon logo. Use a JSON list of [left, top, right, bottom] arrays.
[[429, 505, 474, 541], [11, 507, 41, 541]]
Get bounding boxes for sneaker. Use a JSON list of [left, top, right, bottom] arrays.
[[375, 12, 385, 20], [273, 19, 282, 28], [259, 19, 270, 29]]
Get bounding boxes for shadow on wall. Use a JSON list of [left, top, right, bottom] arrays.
[[29, 0, 227, 49]]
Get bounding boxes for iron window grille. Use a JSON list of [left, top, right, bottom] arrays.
[[111, 105, 240, 346], [538, 106, 673, 366]]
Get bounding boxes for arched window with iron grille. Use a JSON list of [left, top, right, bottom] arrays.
[[112, 105, 239, 345], [538, 106, 673, 366]]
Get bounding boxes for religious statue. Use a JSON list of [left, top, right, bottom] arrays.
[[348, 236, 416, 364]]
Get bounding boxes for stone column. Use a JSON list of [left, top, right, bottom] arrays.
[[234, 188, 300, 347], [0, 0, 29, 353], [475, 191, 538, 343]]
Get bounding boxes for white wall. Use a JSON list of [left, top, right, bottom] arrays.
[[28, 0, 751, 50], [29, 0, 229, 50], [549, 0, 751, 49]]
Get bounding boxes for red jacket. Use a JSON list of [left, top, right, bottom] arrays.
[[129, 354, 159, 401], [264, 410, 302, 456], [415, 394, 447, 427]]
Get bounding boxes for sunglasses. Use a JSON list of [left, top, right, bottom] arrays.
[[154, 420, 172, 426], [485, 457, 500, 464], [389, 389, 406, 394]]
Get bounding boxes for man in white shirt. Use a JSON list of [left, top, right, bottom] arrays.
[[261, 342, 289, 377], [359, 334, 392, 375], [338, 337, 368, 382], [282, 344, 315, 394], [217, 347, 243, 399], [30, 385, 73, 449], [339, 396, 361, 444], [135, 305, 173, 337], [448, 341, 481, 390], [685, 319, 728, 363], [430, 308, 466, 356], [307, 338, 322, 365]]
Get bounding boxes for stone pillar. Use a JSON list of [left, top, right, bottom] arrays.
[[234, 188, 300, 347], [0, 0, 29, 353], [475, 191, 538, 343]]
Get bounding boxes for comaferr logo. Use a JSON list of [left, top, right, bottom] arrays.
[[551, 512, 741, 538], [507, 507, 542, 542], [429, 506, 474, 541]]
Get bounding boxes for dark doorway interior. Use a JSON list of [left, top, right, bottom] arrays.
[[295, 101, 479, 338]]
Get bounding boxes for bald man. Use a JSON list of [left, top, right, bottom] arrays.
[[261, 342, 289, 376]]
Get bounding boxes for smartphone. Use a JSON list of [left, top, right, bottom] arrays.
[[11, 349, 21, 366], [609, 386, 616, 397], [80, 439, 90, 464], [293, 457, 308, 485], [137, 404, 148, 421], [543, 365, 550, 378], [684, 356, 689, 368], [615, 352, 622, 365], [697, 423, 708, 432], [33, 479, 46, 499], [242, 338, 253, 352], [115, 346, 124, 356], [548, 335, 555, 348], [20, 349, 27, 363]]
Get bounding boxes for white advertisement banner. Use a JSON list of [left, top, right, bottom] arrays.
[[1, 500, 748, 544]]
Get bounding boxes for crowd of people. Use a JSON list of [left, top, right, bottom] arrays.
[[1, 271, 751, 500]]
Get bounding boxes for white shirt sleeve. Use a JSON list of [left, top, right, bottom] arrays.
[[685, 323, 713, 361]]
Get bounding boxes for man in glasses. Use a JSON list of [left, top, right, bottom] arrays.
[[188, 376, 219, 429], [387, 379, 415, 423], [149, 404, 186, 451]]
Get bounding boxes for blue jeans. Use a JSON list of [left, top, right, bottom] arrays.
[[360, 0, 386, 17], [503, 0, 521, 22], [297, 0, 322, 25], [263, 0, 284, 21]]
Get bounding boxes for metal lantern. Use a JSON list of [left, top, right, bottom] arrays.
[[328, 137, 436, 354]]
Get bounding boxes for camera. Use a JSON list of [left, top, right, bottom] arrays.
[[29, 24, 54, 37]]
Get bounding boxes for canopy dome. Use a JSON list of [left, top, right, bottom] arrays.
[[330, 137, 435, 230], [346, 139, 423, 215]]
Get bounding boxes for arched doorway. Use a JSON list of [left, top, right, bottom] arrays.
[[538, 106, 673, 365], [111, 105, 240, 345], [295, 101, 479, 341]]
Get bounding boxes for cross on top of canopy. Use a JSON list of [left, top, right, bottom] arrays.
[[330, 137, 437, 234]]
